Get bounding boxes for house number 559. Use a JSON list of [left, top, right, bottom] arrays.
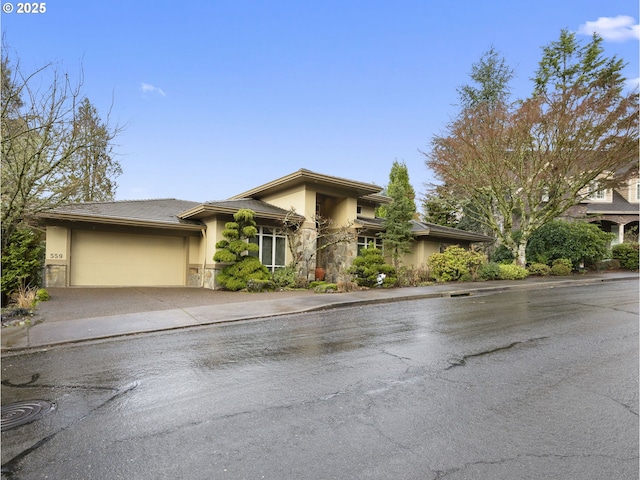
[[49, 253, 64, 259]]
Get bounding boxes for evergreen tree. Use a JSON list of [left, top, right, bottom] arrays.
[[425, 32, 637, 266], [213, 209, 270, 290], [378, 160, 416, 269], [65, 98, 122, 202]]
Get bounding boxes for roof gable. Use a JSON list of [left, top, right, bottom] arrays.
[[230, 169, 383, 200]]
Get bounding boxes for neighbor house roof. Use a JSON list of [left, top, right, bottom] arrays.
[[178, 198, 305, 222], [585, 191, 640, 215], [39, 199, 205, 231], [355, 216, 493, 243], [230, 168, 383, 200]]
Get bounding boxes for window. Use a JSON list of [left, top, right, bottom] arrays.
[[249, 227, 286, 272], [587, 182, 606, 201], [635, 181, 640, 202], [357, 235, 382, 255]]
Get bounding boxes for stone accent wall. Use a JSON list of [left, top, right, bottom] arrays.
[[45, 265, 67, 287], [203, 267, 217, 290], [324, 237, 358, 283], [187, 267, 201, 288]]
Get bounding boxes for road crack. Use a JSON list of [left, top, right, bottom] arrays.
[[445, 337, 548, 370]]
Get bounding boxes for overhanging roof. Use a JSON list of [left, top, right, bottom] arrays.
[[179, 198, 305, 222], [38, 199, 205, 231], [355, 216, 493, 243], [230, 169, 383, 200]]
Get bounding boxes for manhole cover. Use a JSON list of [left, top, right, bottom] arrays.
[[1, 400, 56, 431]]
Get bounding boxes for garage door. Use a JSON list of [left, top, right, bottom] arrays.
[[70, 230, 186, 286]]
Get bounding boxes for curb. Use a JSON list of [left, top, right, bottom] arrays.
[[1, 275, 637, 354]]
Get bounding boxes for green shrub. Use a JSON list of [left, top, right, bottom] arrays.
[[36, 288, 50, 302], [246, 279, 275, 292], [217, 256, 270, 291], [550, 258, 572, 276], [427, 246, 486, 282], [611, 243, 639, 270], [347, 244, 397, 287], [490, 244, 515, 264], [527, 220, 614, 269], [1, 228, 44, 306], [479, 262, 502, 280], [213, 209, 270, 290], [312, 282, 338, 293], [527, 263, 551, 276], [498, 264, 529, 280], [272, 264, 298, 289], [596, 258, 621, 271]]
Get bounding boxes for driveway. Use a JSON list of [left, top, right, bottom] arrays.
[[36, 287, 316, 323]]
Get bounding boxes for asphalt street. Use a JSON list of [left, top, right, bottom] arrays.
[[1, 280, 638, 479]]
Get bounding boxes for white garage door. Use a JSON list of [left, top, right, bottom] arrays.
[[70, 230, 186, 286]]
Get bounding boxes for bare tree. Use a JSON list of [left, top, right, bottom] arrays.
[[425, 32, 638, 266], [279, 208, 355, 284], [1, 46, 122, 248]]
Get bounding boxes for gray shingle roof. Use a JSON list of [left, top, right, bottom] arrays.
[[586, 191, 640, 214], [205, 198, 297, 217], [355, 216, 493, 242], [40, 199, 204, 228]]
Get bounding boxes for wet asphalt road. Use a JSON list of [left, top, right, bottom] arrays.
[[1, 281, 638, 479]]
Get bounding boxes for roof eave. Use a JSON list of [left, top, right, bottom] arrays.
[[38, 213, 204, 231], [230, 169, 382, 199]]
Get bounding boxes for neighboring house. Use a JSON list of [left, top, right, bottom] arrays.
[[38, 169, 492, 289], [561, 175, 639, 244]]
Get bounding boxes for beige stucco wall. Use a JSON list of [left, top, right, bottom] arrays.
[[44, 226, 70, 287], [260, 184, 308, 218]]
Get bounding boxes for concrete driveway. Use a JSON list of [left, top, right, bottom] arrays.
[[36, 287, 316, 323]]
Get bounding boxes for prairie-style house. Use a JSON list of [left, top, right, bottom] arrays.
[[39, 169, 493, 289]]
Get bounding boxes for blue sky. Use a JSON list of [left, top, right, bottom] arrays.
[[3, 1, 638, 203]]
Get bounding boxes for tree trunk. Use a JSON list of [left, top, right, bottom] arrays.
[[516, 242, 527, 267]]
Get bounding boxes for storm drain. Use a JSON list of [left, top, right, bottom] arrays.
[[1, 400, 56, 431]]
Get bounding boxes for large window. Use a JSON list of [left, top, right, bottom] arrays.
[[249, 227, 286, 272], [357, 235, 382, 255]]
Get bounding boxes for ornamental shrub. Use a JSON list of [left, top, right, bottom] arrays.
[[217, 256, 271, 291], [347, 244, 396, 287], [611, 243, 639, 270], [526, 220, 614, 269], [427, 245, 486, 282], [479, 262, 502, 280], [550, 258, 572, 276], [498, 264, 529, 280], [213, 209, 270, 290], [527, 262, 551, 276]]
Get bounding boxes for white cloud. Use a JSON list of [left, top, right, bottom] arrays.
[[578, 15, 640, 42], [140, 82, 167, 96], [626, 77, 640, 91]]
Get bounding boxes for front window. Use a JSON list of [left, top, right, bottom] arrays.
[[357, 235, 382, 255], [249, 227, 286, 272]]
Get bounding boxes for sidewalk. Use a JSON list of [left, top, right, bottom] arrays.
[[2, 272, 637, 353]]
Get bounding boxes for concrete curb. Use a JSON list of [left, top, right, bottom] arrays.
[[2, 274, 637, 354]]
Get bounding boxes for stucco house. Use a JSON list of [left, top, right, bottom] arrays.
[[561, 175, 639, 244], [38, 169, 493, 289]]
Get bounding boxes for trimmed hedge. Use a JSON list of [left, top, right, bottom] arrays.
[[611, 243, 639, 271]]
